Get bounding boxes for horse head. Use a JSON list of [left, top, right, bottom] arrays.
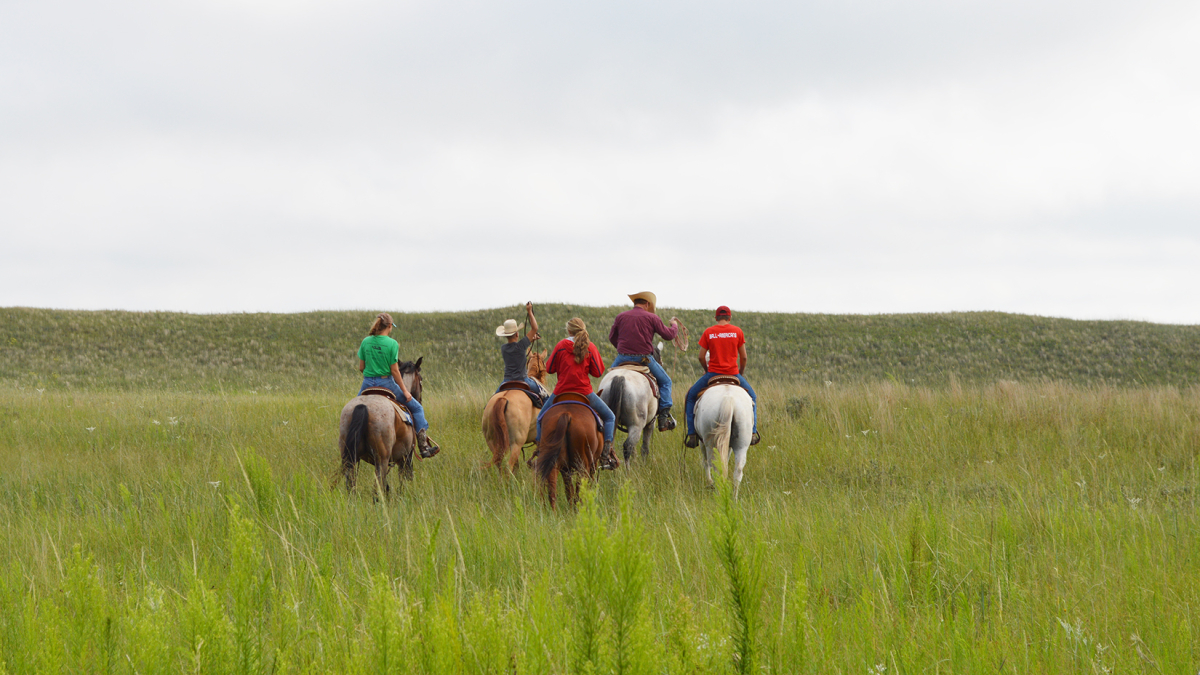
[[527, 349, 549, 383], [398, 356, 424, 403]]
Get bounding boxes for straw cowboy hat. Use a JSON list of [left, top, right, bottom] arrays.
[[628, 291, 657, 314], [495, 319, 524, 337]]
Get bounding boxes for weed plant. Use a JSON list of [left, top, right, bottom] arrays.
[[1, 378, 1199, 672]]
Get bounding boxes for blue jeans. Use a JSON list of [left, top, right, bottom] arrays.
[[610, 353, 672, 411], [536, 392, 615, 443], [685, 372, 757, 436], [360, 376, 429, 432]]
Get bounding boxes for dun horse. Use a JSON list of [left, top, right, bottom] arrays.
[[338, 358, 425, 496], [481, 349, 548, 475], [533, 395, 604, 508], [596, 342, 664, 463], [693, 377, 755, 497]]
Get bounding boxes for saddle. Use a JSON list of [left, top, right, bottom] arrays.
[[543, 392, 603, 432], [694, 375, 745, 404], [498, 380, 547, 408], [612, 362, 660, 398], [361, 388, 414, 426]]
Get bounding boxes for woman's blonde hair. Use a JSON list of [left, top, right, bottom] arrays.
[[566, 317, 589, 364], [368, 313, 394, 336]]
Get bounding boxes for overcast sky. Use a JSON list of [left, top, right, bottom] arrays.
[[2, 0, 1198, 323]]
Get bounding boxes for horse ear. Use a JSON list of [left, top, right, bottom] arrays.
[[414, 356, 423, 369], [539, 349, 547, 359]]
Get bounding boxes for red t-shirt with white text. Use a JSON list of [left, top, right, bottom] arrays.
[[698, 324, 744, 375]]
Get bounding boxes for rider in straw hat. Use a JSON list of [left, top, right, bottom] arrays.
[[495, 302, 549, 404], [683, 305, 760, 448], [608, 291, 680, 432]]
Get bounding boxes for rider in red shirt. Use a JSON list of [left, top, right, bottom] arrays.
[[683, 306, 760, 448], [536, 317, 619, 469]]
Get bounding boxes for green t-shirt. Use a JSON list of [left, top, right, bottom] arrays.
[[357, 335, 400, 378]]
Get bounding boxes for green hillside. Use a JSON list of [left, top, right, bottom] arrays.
[[2, 305, 1199, 392]]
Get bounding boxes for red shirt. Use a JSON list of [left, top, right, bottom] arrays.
[[608, 306, 677, 354], [547, 338, 606, 395], [698, 323, 744, 375]]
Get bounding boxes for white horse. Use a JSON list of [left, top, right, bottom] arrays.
[[694, 383, 755, 497], [596, 343, 664, 463]]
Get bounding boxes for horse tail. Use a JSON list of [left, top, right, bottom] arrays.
[[707, 394, 736, 457], [488, 397, 510, 462], [343, 404, 369, 471], [606, 375, 625, 426], [536, 411, 571, 481]]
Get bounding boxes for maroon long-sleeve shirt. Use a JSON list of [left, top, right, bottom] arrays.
[[608, 306, 677, 355]]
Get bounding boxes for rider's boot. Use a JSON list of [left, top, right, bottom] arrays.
[[416, 429, 441, 458], [684, 432, 700, 448], [750, 432, 761, 446], [656, 407, 677, 432], [598, 440, 620, 470]]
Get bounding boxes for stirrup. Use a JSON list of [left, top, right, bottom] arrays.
[[750, 432, 761, 446], [683, 433, 700, 448]]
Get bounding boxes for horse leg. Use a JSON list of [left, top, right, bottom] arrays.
[[702, 442, 714, 489], [344, 459, 357, 493], [545, 467, 559, 510], [564, 470, 579, 506], [732, 445, 748, 500], [640, 420, 654, 458], [623, 425, 638, 462]]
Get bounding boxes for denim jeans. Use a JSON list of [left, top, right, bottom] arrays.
[[360, 376, 429, 431], [684, 372, 757, 436], [535, 392, 615, 443], [610, 353, 672, 410]]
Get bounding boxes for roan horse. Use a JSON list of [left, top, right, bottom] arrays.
[[595, 342, 665, 464], [534, 394, 604, 508], [338, 358, 425, 497], [481, 349, 548, 476], [693, 377, 755, 498]]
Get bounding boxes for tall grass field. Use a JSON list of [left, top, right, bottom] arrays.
[[2, 307, 1199, 673]]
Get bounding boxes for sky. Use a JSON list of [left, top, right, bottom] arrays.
[[2, 0, 1198, 323]]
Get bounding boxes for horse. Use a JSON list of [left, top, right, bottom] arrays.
[[533, 395, 604, 509], [337, 357, 425, 497], [596, 342, 663, 463], [694, 380, 755, 498], [481, 349, 548, 476]]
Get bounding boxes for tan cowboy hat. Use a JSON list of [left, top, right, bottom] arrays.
[[627, 291, 657, 314], [495, 319, 524, 337]]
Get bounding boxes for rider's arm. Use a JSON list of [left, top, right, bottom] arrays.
[[525, 302, 539, 341], [656, 315, 680, 341], [357, 359, 366, 373], [697, 347, 709, 372], [738, 344, 748, 374], [608, 319, 620, 349]]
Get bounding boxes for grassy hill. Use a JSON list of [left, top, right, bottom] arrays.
[[2, 305, 1199, 392]]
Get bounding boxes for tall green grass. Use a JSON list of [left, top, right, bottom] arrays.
[[2, 380, 1199, 672]]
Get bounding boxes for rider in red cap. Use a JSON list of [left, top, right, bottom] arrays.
[[683, 305, 760, 448]]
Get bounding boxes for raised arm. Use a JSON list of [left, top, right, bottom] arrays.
[[655, 315, 680, 341], [525, 302, 539, 341]]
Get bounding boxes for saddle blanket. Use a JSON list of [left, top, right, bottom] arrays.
[[390, 402, 413, 426], [542, 400, 603, 432], [609, 363, 660, 399]]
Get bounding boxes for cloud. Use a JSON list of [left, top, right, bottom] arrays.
[[1, 0, 1198, 322]]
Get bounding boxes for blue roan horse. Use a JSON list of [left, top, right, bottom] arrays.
[[596, 344, 663, 463]]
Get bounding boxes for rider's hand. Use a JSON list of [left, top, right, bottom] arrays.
[[526, 301, 533, 312]]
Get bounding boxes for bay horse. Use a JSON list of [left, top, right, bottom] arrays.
[[337, 357, 425, 496], [694, 378, 755, 498], [533, 394, 604, 509], [596, 342, 663, 463], [481, 349, 548, 476]]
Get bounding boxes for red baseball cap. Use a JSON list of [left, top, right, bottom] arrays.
[[715, 305, 732, 318]]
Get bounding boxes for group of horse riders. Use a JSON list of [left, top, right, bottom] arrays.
[[494, 292, 760, 470], [352, 292, 760, 469]]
